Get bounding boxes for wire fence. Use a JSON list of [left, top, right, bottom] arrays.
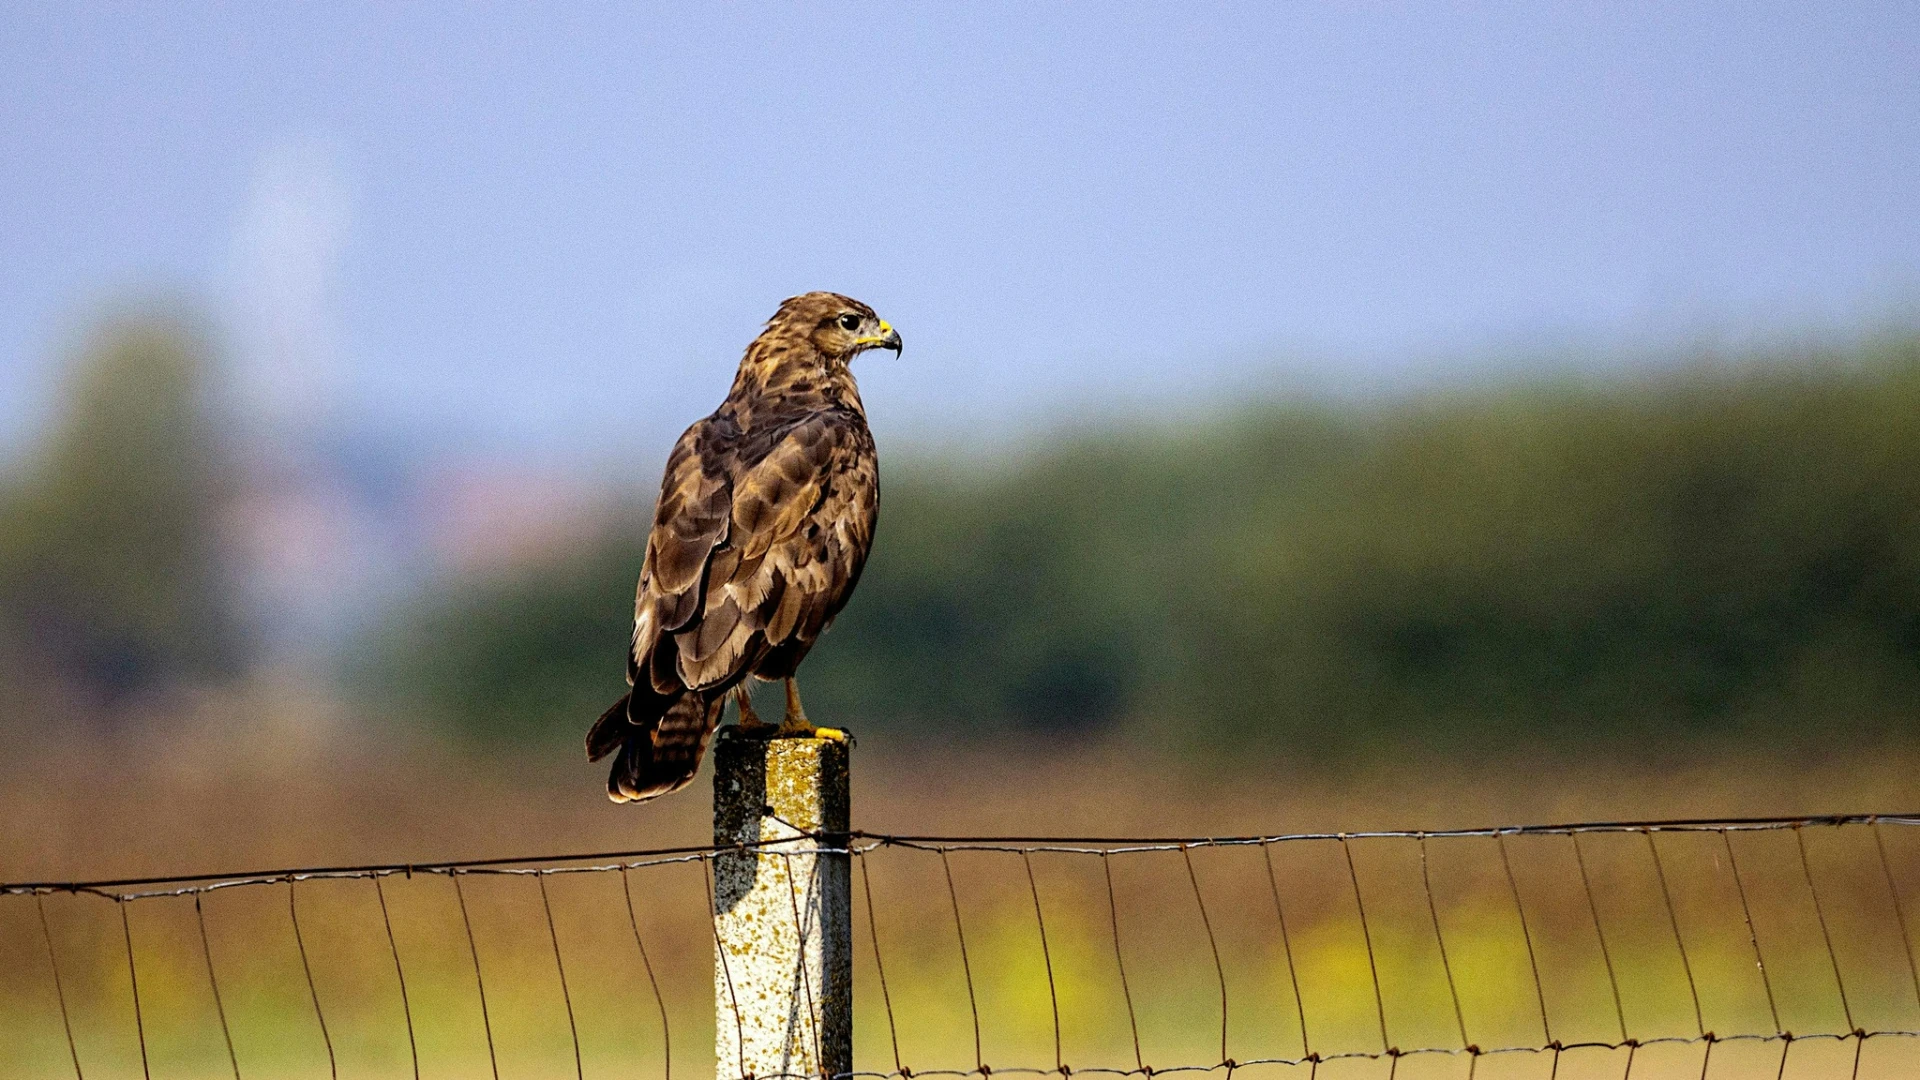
[[7, 813, 1920, 1080]]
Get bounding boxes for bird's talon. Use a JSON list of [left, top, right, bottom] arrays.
[[771, 724, 851, 743]]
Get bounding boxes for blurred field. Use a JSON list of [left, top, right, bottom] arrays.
[[5, 695, 1920, 1079]]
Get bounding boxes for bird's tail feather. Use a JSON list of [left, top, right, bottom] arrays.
[[592, 689, 725, 803], [586, 694, 633, 762]]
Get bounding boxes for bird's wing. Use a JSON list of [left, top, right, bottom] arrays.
[[676, 413, 865, 689], [634, 411, 872, 693], [631, 416, 737, 694], [753, 419, 877, 655]]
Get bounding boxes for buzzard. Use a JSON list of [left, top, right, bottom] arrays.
[[587, 292, 900, 802]]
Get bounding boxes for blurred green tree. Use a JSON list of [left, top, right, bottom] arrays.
[[366, 336, 1920, 756], [0, 315, 244, 701]]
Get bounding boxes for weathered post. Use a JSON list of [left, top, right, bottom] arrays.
[[713, 726, 852, 1080]]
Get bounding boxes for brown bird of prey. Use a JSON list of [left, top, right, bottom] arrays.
[[587, 292, 900, 802]]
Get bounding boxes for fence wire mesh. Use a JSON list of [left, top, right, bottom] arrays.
[[6, 813, 1920, 1080]]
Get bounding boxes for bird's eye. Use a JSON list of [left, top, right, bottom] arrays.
[[838, 313, 862, 331]]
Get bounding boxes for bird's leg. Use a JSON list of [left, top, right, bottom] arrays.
[[734, 682, 773, 731], [777, 676, 848, 742], [776, 677, 813, 734]]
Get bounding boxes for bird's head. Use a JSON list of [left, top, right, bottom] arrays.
[[770, 292, 902, 361]]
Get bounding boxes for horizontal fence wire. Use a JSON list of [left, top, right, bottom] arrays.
[[6, 813, 1920, 1080]]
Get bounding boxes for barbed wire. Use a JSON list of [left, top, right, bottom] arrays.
[[7, 812, 1920, 1080]]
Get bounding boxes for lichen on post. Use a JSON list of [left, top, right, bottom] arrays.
[[713, 727, 852, 1080]]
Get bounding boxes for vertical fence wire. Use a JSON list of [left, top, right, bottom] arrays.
[[1571, 832, 1630, 1044], [286, 879, 337, 1080], [1099, 852, 1145, 1074], [1259, 843, 1312, 1064], [1338, 834, 1391, 1056], [1180, 845, 1231, 1067], [193, 893, 242, 1080], [117, 899, 152, 1080], [620, 865, 673, 1080], [1718, 829, 1783, 1035], [1643, 829, 1708, 1038], [1021, 851, 1065, 1075], [1872, 821, 1920, 1017], [35, 893, 85, 1080], [537, 872, 586, 1080], [1496, 833, 1554, 1049], [857, 849, 904, 1077], [452, 870, 501, 1080], [1415, 835, 1471, 1053], [938, 848, 984, 1075], [372, 875, 421, 1080], [1793, 827, 1856, 1034]]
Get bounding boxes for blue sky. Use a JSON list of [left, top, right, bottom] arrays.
[[4, 2, 1917, 461]]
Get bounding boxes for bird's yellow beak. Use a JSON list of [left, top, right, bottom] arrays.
[[855, 320, 903, 354]]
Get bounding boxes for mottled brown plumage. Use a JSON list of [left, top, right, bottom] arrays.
[[588, 292, 899, 802]]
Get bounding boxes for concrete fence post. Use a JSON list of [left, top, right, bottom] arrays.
[[712, 727, 852, 1080]]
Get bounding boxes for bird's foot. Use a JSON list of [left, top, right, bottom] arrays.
[[774, 677, 851, 741], [774, 721, 853, 744]]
